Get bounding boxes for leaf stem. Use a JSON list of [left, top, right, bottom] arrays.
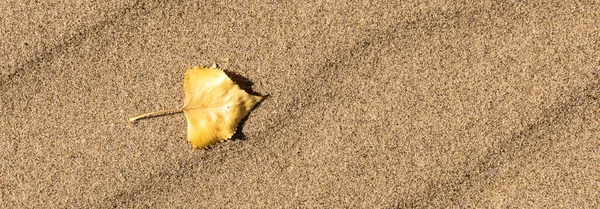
[[128, 107, 184, 123]]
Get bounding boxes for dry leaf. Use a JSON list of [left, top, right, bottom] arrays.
[[129, 66, 264, 149]]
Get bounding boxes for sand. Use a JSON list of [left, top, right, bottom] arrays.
[[1, 1, 599, 208]]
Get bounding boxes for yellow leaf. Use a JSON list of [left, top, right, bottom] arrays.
[[129, 66, 264, 149]]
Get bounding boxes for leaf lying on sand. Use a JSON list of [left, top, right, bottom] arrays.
[[129, 66, 264, 149]]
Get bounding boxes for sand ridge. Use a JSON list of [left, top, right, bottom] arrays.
[[1, 1, 599, 208]]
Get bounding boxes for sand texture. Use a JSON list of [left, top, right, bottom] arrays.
[[2, 1, 600, 208]]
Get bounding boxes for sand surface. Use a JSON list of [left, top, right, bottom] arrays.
[[2, 1, 600, 208]]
